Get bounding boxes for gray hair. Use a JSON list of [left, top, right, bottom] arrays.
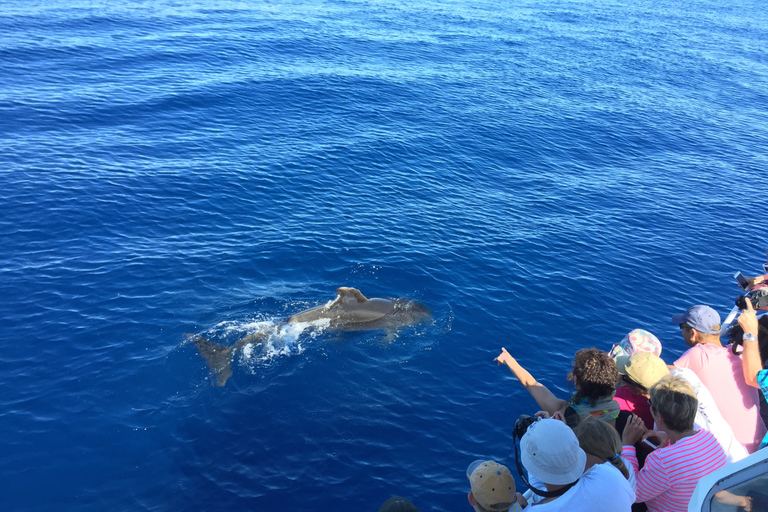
[[649, 375, 698, 432]]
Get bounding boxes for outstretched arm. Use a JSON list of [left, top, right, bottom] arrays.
[[739, 300, 762, 388], [714, 491, 752, 511], [495, 347, 568, 415]]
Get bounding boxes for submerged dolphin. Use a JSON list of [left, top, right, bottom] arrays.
[[191, 287, 431, 386]]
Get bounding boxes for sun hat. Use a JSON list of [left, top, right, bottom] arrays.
[[671, 305, 721, 335], [520, 418, 586, 485], [466, 460, 515, 511], [616, 352, 670, 390], [609, 329, 662, 360], [378, 496, 421, 512]]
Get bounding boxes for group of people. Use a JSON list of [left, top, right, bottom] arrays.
[[377, 261, 768, 512], [471, 264, 768, 512]]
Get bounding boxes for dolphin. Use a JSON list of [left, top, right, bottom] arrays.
[[190, 287, 431, 386]]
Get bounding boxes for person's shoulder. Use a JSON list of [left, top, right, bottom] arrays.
[[581, 464, 634, 507], [690, 430, 728, 462], [674, 344, 705, 366], [697, 343, 726, 354], [595, 461, 629, 479], [676, 343, 729, 366], [674, 430, 724, 457], [670, 366, 698, 382], [582, 462, 630, 487], [700, 343, 734, 363], [692, 428, 723, 446]]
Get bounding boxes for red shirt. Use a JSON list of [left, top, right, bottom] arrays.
[[614, 385, 654, 429]]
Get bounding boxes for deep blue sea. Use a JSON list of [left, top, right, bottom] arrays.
[[2, 0, 767, 510]]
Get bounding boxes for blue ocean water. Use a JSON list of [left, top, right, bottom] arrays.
[[2, 0, 767, 510]]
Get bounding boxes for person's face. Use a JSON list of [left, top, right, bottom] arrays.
[[680, 323, 696, 347], [649, 401, 663, 428], [623, 377, 648, 398]]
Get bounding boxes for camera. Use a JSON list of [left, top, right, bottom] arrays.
[[735, 288, 768, 310], [513, 414, 537, 439]]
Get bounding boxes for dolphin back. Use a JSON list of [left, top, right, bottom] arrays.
[[287, 287, 430, 331], [288, 287, 395, 325], [191, 287, 431, 386]]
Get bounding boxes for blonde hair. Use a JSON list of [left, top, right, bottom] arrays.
[[649, 375, 698, 432], [573, 417, 629, 480]]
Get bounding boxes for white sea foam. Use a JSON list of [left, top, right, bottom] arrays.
[[236, 318, 331, 371]]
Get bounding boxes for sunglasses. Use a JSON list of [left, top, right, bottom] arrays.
[[622, 375, 645, 391]]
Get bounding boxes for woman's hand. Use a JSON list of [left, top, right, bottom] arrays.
[[535, 409, 568, 423], [621, 414, 647, 446], [494, 347, 515, 367], [714, 491, 752, 511]]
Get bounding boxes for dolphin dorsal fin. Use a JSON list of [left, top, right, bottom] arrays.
[[336, 287, 368, 303]]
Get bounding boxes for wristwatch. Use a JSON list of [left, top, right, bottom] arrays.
[[744, 333, 758, 342]]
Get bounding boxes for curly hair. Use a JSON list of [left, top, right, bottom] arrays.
[[568, 348, 619, 406]]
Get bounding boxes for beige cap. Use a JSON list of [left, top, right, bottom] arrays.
[[616, 352, 669, 390], [467, 461, 515, 511]]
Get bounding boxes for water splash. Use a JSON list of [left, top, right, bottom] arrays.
[[238, 318, 330, 370]]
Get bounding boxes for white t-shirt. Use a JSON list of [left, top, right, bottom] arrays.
[[669, 367, 748, 463], [523, 458, 636, 506], [521, 463, 634, 511]]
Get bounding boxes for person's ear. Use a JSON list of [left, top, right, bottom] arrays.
[[690, 329, 701, 344], [468, 492, 476, 506], [650, 407, 665, 429]]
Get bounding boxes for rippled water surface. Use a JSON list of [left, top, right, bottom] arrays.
[[2, 0, 767, 510]]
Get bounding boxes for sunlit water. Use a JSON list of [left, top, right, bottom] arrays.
[[2, 0, 767, 510]]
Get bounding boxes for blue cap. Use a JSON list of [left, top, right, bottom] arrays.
[[671, 305, 721, 335]]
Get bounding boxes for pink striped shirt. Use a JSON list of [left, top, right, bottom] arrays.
[[622, 430, 726, 512]]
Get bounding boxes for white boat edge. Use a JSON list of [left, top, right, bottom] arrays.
[[688, 444, 768, 511]]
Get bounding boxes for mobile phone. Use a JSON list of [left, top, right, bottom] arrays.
[[643, 438, 659, 450], [735, 272, 750, 290]]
